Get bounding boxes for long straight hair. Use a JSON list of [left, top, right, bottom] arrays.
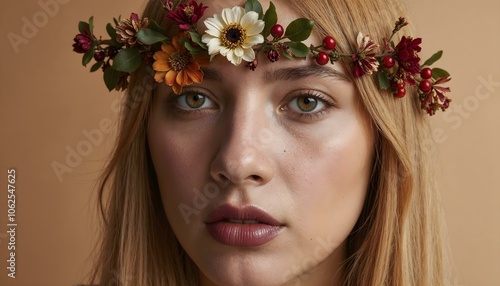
[[89, 0, 450, 285]]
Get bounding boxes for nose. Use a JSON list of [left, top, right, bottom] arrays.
[[210, 102, 275, 187]]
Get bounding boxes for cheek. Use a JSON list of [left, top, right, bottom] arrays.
[[147, 117, 215, 221], [285, 117, 373, 243]]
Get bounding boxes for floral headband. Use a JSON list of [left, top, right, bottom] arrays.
[[72, 0, 451, 115]]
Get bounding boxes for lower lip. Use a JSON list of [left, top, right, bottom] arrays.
[[206, 222, 282, 247]]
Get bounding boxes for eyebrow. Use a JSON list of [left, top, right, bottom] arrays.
[[263, 64, 351, 83], [201, 64, 351, 83]]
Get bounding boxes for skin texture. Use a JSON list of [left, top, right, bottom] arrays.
[[147, 1, 374, 285]]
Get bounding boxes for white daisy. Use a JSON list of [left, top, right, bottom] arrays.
[[201, 6, 265, 65]]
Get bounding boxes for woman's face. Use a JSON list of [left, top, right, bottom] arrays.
[[148, 0, 374, 285]]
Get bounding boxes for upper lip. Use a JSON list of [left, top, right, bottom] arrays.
[[206, 204, 283, 226]]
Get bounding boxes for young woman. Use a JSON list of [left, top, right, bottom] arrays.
[[77, 0, 452, 284]]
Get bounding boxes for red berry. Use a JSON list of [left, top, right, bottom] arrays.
[[270, 24, 284, 38], [396, 87, 406, 98], [396, 81, 405, 90], [419, 80, 432, 92], [94, 51, 106, 61], [383, 56, 395, 68], [323, 36, 336, 50], [420, 67, 433, 79], [315, 52, 329, 65]]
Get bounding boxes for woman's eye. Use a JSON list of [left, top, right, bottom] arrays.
[[176, 93, 214, 110], [288, 96, 326, 113]]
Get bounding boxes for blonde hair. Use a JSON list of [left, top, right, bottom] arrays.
[[89, 0, 450, 285]]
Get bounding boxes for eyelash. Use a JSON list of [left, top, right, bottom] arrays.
[[282, 90, 336, 120], [166, 90, 336, 120]]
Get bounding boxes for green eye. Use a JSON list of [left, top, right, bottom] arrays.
[[176, 93, 214, 109], [296, 97, 318, 112], [185, 94, 205, 108], [288, 96, 325, 113]]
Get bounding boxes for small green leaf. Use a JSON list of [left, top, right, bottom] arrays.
[[283, 42, 309, 58], [244, 0, 263, 19], [431, 67, 450, 79], [422, 50, 443, 67], [88, 16, 94, 34], [280, 46, 293, 60], [106, 23, 116, 39], [103, 68, 120, 91], [378, 72, 390, 90], [78, 21, 90, 34], [262, 2, 277, 37], [112, 48, 142, 72], [113, 17, 119, 26], [183, 40, 207, 56], [284, 18, 314, 42], [90, 61, 103, 72], [150, 20, 165, 34], [187, 32, 208, 49], [82, 48, 94, 66], [137, 29, 169, 45]]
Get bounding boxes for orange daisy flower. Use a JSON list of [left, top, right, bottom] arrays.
[[152, 36, 207, 94]]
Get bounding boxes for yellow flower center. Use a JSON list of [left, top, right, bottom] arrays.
[[183, 5, 195, 17], [169, 51, 192, 72], [221, 25, 246, 49]]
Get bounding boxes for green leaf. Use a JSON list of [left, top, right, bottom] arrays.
[[90, 61, 103, 72], [422, 50, 443, 67], [183, 40, 207, 56], [284, 18, 314, 41], [283, 42, 309, 58], [82, 47, 94, 66], [78, 21, 90, 34], [262, 2, 277, 37], [280, 46, 293, 60], [88, 16, 94, 34], [137, 29, 169, 45], [378, 72, 390, 90], [431, 67, 450, 79], [103, 68, 120, 91], [187, 32, 208, 49], [106, 23, 116, 39], [113, 17, 119, 26], [112, 48, 142, 72], [244, 0, 263, 19], [150, 20, 165, 34]]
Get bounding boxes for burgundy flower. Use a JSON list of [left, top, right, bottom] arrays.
[[72, 30, 93, 53], [395, 36, 422, 75], [352, 33, 380, 78], [167, 0, 207, 30], [268, 49, 280, 62], [420, 77, 452, 115]]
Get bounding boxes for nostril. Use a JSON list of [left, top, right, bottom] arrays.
[[249, 175, 261, 182]]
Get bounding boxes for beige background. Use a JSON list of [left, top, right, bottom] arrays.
[[0, 0, 499, 285]]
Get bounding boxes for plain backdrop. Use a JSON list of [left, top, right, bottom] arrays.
[[0, 0, 499, 285]]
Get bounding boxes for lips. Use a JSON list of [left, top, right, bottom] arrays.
[[205, 204, 283, 247]]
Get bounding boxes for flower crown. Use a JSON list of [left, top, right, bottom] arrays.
[[72, 0, 451, 115]]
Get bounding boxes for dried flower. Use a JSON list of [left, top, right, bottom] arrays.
[[202, 6, 264, 65], [116, 13, 150, 46], [72, 30, 93, 53], [421, 77, 452, 115], [152, 36, 206, 94], [352, 32, 380, 77], [167, 0, 207, 30]]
